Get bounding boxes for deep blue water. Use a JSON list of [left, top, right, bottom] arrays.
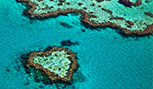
[[0, 0, 153, 89]]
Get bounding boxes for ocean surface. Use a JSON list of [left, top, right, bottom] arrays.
[[0, 0, 153, 89]]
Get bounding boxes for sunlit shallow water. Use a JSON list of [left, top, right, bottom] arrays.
[[0, 0, 153, 89]]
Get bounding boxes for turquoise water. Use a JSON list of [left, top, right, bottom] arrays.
[[0, 0, 153, 89]]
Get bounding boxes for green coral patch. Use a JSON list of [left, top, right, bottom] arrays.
[[33, 50, 71, 78]]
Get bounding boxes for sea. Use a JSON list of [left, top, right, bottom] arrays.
[[0, 0, 152, 89]]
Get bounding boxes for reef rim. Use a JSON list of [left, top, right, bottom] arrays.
[[18, 0, 153, 35], [26, 46, 78, 82]]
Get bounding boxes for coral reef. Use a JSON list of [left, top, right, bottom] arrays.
[[60, 40, 79, 46], [118, 0, 142, 7], [18, 0, 153, 35], [26, 47, 78, 82]]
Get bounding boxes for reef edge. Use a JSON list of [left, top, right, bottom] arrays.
[[26, 46, 78, 82], [18, 0, 153, 35]]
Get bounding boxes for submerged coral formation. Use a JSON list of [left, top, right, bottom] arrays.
[[27, 47, 78, 82], [118, 0, 142, 7], [18, 0, 153, 35]]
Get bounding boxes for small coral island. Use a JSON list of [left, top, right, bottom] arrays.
[[18, 0, 153, 35], [26, 47, 78, 82]]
